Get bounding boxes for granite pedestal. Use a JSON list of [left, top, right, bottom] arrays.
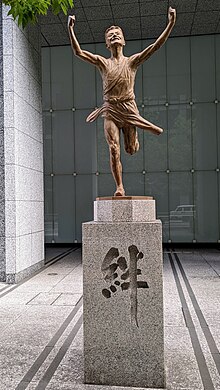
[[82, 196, 165, 388]]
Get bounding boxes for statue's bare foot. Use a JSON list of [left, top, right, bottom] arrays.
[[114, 186, 125, 197]]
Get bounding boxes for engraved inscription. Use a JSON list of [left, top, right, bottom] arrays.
[[101, 245, 149, 327]]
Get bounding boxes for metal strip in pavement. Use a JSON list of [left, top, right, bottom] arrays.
[[0, 248, 79, 299], [45, 247, 77, 265], [169, 253, 215, 390], [35, 314, 83, 390], [174, 252, 220, 375], [0, 285, 11, 293], [15, 296, 83, 390]]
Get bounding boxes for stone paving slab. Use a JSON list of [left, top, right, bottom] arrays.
[[27, 292, 61, 305], [53, 293, 82, 306], [0, 247, 219, 390], [0, 291, 39, 305]]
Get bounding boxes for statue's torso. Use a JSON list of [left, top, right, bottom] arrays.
[[100, 56, 137, 102]]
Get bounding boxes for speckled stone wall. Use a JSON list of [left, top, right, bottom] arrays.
[[1, 5, 44, 283], [83, 200, 165, 388], [0, 5, 6, 281]]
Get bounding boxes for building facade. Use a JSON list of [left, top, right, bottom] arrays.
[[43, 35, 220, 245], [0, 2, 220, 282]]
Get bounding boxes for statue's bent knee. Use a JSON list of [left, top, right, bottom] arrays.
[[125, 141, 138, 155], [125, 145, 136, 155]]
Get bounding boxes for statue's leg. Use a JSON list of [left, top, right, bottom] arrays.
[[122, 125, 139, 155], [143, 121, 163, 135], [139, 117, 163, 135], [104, 118, 125, 197]]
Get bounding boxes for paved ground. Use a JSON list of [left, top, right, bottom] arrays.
[[0, 247, 219, 390]]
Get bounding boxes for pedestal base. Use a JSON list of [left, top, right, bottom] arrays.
[[82, 199, 165, 388]]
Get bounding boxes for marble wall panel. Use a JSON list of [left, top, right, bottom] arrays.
[[14, 94, 43, 142], [17, 233, 32, 272], [2, 6, 44, 280], [17, 131, 43, 172], [31, 231, 44, 267]]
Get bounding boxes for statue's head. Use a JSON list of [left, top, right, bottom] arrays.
[[105, 25, 125, 50]]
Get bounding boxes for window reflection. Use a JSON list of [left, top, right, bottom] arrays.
[[169, 172, 194, 242], [170, 204, 195, 228]]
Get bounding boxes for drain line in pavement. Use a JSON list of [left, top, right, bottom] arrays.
[[0, 285, 13, 293], [45, 247, 78, 265], [15, 296, 83, 390], [35, 314, 83, 390], [169, 253, 215, 390], [173, 251, 220, 376]]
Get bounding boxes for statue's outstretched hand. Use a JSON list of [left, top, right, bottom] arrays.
[[68, 15, 75, 29], [168, 6, 176, 24]]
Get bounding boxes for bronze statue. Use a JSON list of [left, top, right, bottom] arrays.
[[68, 8, 176, 196]]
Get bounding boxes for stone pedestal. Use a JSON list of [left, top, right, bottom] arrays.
[[82, 196, 165, 388]]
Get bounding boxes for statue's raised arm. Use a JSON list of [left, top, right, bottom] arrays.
[[130, 7, 176, 68], [68, 15, 104, 69]]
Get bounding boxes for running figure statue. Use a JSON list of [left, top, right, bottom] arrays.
[[68, 7, 176, 196]]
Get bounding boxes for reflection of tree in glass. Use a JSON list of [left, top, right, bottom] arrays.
[[101, 245, 149, 327]]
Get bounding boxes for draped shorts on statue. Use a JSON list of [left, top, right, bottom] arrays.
[[86, 99, 163, 135]]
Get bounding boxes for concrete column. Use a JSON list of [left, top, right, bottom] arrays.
[[83, 197, 165, 388], [0, 5, 44, 283]]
